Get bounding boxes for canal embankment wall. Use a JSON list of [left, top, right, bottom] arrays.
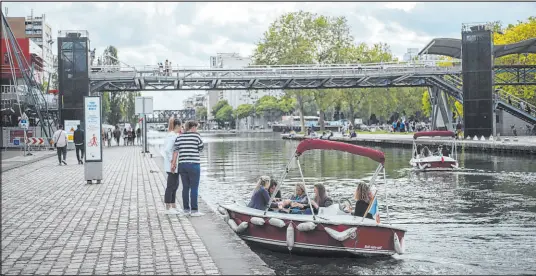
[[282, 133, 536, 155]]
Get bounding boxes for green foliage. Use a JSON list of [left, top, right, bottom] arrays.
[[234, 104, 254, 119], [101, 92, 111, 123], [196, 106, 208, 121], [494, 16, 536, 105], [212, 100, 234, 127], [108, 92, 122, 126]]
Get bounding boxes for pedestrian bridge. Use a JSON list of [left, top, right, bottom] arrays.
[[89, 61, 466, 93], [88, 62, 536, 127]]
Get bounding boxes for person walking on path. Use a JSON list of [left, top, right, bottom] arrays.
[[164, 117, 183, 215], [73, 124, 85, 165], [171, 120, 204, 217], [113, 126, 121, 146], [53, 125, 68, 165], [136, 127, 142, 145]]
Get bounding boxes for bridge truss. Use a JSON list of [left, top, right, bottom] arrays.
[[89, 62, 536, 131]]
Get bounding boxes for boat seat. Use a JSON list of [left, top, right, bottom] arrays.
[[318, 204, 347, 216]]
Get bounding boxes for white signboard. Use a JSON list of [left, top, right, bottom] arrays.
[[64, 120, 80, 143], [135, 96, 154, 115], [84, 96, 102, 162]]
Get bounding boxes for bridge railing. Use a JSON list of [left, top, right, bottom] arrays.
[[89, 62, 462, 80]]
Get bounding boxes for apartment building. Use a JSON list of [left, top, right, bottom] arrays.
[[183, 93, 207, 110], [24, 12, 54, 83]]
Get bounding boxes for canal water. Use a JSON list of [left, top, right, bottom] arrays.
[[149, 131, 536, 275]]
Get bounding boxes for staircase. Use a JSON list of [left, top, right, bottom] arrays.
[[1, 12, 56, 138]]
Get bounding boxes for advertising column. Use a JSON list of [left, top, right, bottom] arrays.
[[84, 96, 103, 184]]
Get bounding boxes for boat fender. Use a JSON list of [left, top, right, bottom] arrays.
[[324, 227, 357, 242], [296, 222, 316, 232], [269, 218, 286, 228], [250, 217, 265, 226], [222, 213, 230, 222], [228, 219, 248, 233], [286, 223, 294, 251], [217, 206, 227, 216], [393, 232, 404, 254]]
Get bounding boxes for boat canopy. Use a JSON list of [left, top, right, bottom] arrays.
[[413, 130, 455, 140], [295, 139, 385, 164]]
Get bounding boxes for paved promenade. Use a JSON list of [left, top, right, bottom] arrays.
[[1, 147, 272, 275]]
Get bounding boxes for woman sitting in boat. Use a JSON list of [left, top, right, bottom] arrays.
[[247, 176, 272, 210], [268, 179, 282, 201], [304, 184, 333, 215], [346, 183, 374, 219], [421, 146, 431, 157], [279, 183, 309, 213]]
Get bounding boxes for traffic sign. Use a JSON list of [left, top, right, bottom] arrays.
[[13, 139, 20, 146], [20, 119, 29, 129]]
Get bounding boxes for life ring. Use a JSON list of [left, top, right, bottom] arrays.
[[324, 227, 357, 242]]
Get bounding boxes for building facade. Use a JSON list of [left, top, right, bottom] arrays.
[[25, 13, 54, 84], [206, 53, 283, 129]]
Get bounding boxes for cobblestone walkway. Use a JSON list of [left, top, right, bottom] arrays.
[[1, 147, 220, 275]]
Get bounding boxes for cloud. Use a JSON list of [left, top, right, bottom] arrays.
[[4, 2, 534, 109]]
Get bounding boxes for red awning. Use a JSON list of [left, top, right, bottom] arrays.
[[413, 130, 455, 140], [295, 139, 385, 164], [48, 89, 58, 94]]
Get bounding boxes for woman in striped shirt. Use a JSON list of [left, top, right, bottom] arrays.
[[171, 121, 204, 216]]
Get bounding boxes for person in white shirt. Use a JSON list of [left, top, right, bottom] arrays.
[[53, 125, 69, 165]]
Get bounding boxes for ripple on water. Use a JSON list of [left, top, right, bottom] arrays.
[[149, 132, 536, 275]]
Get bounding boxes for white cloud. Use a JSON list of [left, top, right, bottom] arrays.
[[4, 2, 535, 109], [384, 2, 418, 12]]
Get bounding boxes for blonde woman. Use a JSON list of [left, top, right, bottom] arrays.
[[163, 117, 183, 215], [280, 183, 308, 209], [247, 176, 271, 210], [349, 183, 374, 219]]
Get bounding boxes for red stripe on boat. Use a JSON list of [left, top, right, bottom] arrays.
[[295, 139, 385, 164]]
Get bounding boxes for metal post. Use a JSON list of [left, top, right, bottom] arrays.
[[143, 114, 148, 153]]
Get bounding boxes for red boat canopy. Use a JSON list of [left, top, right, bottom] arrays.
[[413, 130, 455, 140], [295, 139, 385, 164]]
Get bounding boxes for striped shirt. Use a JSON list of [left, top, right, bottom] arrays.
[[173, 132, 204, 163]]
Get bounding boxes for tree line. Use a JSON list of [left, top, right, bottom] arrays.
[[250, 12, 535, 132]]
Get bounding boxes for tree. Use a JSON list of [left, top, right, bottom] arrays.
[[234, 104, 254, 119], [196, 106, 208, 121], [253, 11, 325, 132], [212, 100, 234, 127], [103, 45, 119, 66], [108, 92, 122, 126], [494, 16, 536, 105], [101, 92, 111, 123]]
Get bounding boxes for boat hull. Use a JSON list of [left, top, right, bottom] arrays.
[[410, 156, 458, 171], [220, 204, 406, 257]]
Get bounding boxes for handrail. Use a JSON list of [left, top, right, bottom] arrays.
[[496, 89, 536, 114]]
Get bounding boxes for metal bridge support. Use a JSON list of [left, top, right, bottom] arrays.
[[430, 86, 453, 131]]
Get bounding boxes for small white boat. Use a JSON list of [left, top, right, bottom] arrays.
[[410, 130, 459, 171]]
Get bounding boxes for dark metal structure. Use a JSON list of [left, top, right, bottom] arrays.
[[57, 30, 90, 124]]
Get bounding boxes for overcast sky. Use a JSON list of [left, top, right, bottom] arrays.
[[5, 2, 535, 109]]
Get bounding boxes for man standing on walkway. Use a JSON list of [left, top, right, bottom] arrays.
[[53, 125, 68, 165], [171, 121, 204, 217], [73, 124, 85, 165]]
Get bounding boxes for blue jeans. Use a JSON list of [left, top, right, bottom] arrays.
[[178, 163, 201, 211]]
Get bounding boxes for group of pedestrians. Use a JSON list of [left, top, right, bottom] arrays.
[[157, 59, 173, 76], [163, 117, 205, 216], [53, 124, 85, 165]]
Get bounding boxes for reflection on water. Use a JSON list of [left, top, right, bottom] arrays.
[[149, 132, 536, 275]]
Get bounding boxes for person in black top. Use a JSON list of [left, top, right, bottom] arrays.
[[73, 125, 85, 165], [349, 183, 373, 219]]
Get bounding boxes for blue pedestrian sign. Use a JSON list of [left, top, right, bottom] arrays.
[[13, 139, 20, 146], [20, 119, 29, 129]]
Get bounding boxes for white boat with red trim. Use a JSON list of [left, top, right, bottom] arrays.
[[409, 130, 459, 171], [217, 139, 406, 257]]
